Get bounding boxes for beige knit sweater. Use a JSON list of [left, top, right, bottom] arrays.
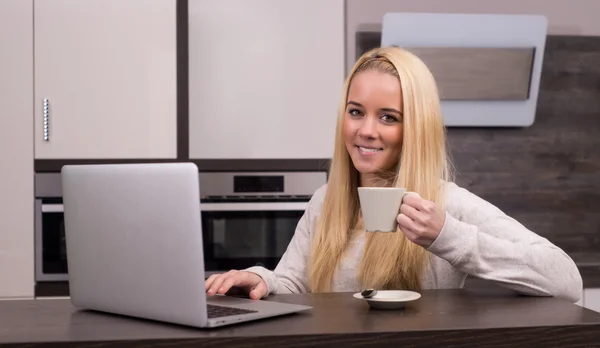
[[246, 183, 583, 303]]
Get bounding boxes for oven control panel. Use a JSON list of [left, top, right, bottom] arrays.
[[234, 175, 284, 193]]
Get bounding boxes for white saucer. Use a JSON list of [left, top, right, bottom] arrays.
[[353, 290, 421, 310]]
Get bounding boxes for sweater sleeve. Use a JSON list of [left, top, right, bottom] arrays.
[[244, 185, 327, 296], [427, 184, 583, 303]]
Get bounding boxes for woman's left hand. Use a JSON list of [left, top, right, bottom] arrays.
[[397, 193, 446, 248]]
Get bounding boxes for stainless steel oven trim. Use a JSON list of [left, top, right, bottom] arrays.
[[35, 200, 69, 282], [41, 202, 308, 213], [199, 171, 327, 197], [201, 202, 307, 211]]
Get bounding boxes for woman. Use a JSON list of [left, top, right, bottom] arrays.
[[205, 46, 583, 303]]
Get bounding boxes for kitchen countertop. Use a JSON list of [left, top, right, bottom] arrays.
[[3, 287, 600, 347]]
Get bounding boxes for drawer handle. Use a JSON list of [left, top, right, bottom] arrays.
[[43, 98, 50, 141]]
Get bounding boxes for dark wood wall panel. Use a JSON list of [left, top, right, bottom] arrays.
[[447, 35, 600, 265]]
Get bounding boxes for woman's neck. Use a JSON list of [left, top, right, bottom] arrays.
[[359, 172, 396, 187]]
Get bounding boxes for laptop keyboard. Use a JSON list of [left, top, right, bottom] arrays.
[[207, 304, 258, 319]]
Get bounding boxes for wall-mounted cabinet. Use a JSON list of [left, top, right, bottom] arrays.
[[188, 0, 345, 160], [33, 0, 178, 159]]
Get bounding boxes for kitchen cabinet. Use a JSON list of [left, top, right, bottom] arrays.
[[188, 0, 345, 159], [585, 288, 600, 313], [0, 0, 35, 298], [34, 0, 177, 159]]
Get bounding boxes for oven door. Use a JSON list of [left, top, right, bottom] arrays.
[[35, 199, 69, 282], [200, 201, 307, 275]]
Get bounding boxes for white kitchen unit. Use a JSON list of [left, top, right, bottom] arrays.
[[34, 0, 178, 159], [585, 288, 600, 313], [0, 0, 35, 298], [188, 0, 345, 159]]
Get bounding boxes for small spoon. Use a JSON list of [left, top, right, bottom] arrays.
[[361, 289, 378, 298]]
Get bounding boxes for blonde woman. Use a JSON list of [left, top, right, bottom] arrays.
[[205, 47, 583, 303]]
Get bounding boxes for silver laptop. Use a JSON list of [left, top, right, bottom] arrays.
[[61, 162, 311, 328]]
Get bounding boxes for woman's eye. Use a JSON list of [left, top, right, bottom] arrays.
[[348, 108, 362, 117], [381, 114, 398, 123]]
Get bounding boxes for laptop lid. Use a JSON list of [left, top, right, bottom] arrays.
[[62, 162, 211, 327]]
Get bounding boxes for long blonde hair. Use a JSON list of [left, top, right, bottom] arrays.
[[307, 47, 453, 292]]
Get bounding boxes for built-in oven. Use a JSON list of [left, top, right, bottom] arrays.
[[34, 171, 327, 294], [35, 173, 69, 284], [198, 172, 326, 275], [35, 197, 68, 282]]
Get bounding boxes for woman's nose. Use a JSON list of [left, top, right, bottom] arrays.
[[357, 117, 377, 138]]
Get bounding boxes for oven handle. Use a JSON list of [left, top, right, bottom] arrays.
[[41, 202, 308, 213], [41, 204, 64, 213], [200, 202, 307, 212]]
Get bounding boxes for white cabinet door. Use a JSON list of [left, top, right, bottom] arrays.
[[0, 0, 35, 298], [584, 288, 600, 313], [188, 0, 345, 159], [34, 0, 177, 159]]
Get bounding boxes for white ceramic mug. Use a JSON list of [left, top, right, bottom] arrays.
[[358, 187, 414, 232]]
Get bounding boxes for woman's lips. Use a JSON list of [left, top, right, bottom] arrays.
[[356, 145, 383, 156]]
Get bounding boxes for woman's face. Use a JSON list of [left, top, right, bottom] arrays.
[[342, 70, 404, 185]]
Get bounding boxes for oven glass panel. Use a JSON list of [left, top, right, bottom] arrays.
[[41, 211, 68, 274], [202, 210, 303, 271], [38, 205, 306, 277]]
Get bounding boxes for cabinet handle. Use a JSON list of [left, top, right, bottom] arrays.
[[43, 98, 50, 141]]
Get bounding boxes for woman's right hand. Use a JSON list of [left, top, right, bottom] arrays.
[[205, 270, 268, 300]]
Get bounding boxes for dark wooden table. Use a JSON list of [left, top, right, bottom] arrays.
[[2, 287, 600, 347]]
